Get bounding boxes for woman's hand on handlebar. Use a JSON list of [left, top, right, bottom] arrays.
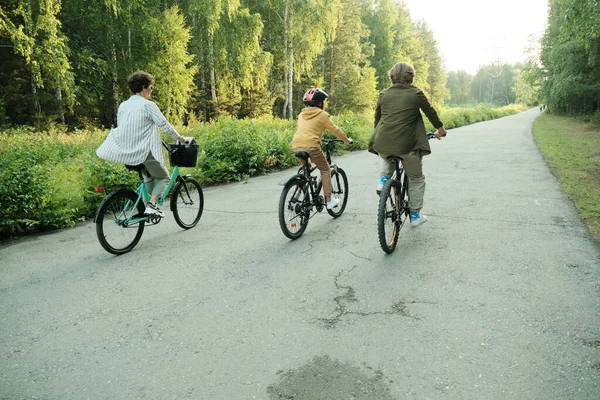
[[345, 137, 353, 144], [177, 136, 195, 144]]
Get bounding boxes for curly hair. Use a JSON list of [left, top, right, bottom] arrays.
[[388, 62, 415, 85], [127, 70, 155, 94]]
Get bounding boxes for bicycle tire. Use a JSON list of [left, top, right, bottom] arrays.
[[96, 190, 145, 255], [377, 174, 408, 254], [326, 168, 349, 218], [279, 178, 309, 239], [171, 177, 204, 229]]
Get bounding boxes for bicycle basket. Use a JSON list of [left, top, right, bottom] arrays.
[[168, 143, 199, 167]]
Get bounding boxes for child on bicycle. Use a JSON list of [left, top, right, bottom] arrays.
[[292, 88, 353, 209]]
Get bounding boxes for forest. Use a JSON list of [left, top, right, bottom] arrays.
[[0, 0, 556, 129], [0, 0, 449, 128], [2, 0, 599, 130]]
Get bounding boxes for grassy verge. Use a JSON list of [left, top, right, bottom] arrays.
[[533, 113, 600, 243]]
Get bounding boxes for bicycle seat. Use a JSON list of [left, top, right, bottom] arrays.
[[125, 164, 145, 172], [386, 155, 403, 162], [295, 151, 310, 160]]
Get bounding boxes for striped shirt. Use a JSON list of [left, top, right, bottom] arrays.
[[96, 95, 179, 165]]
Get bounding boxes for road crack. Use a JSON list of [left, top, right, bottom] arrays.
[[318, 267, 435, 329]]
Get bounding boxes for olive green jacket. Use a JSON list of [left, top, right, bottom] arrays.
[[368, 84, 443, 157]]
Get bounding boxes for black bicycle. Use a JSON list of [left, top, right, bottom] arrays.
[[377, 132, 437, 253], [278, 139, 349, 239]]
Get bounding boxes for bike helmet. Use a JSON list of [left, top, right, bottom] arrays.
[[303, 88, 329, 106]]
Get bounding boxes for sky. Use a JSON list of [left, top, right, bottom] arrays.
[[402, 0, 549, 74]]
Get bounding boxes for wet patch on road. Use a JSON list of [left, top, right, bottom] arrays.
[[318, 267, 434, 329], [267, 355, 394, 400]]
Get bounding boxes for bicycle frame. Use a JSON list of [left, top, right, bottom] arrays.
[[293, 140, 341, 209], [118, 165, 181, 226]]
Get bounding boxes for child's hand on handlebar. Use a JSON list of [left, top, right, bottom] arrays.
[[345, 137, 353, 144]]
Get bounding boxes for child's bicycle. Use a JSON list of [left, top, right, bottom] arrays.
[[278, 138, 349, 239], [95, 141, 204, 255], [377, 132, 438, 253]]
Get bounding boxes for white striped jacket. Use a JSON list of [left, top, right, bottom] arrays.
[[96, 95, 179, 165]]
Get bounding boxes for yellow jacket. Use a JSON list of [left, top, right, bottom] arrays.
[[292, 107, 347, 148]]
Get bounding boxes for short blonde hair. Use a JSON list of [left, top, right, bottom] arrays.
[[388, 62, 415, 84]]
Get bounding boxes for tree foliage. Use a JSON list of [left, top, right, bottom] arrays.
[[532, 0, 600, 114], [0, 0, 453, 127]]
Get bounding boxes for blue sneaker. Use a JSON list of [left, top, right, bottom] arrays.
[[376, 176, 388, 194], [410, 211, 427, 227]]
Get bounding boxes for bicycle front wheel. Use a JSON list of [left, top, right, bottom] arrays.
[[96, 190, 145, 255], [171, 177, 204, 229], [326, 168, 349, 218], [377, 175, 408, 254], [279, 179, 309, 239]]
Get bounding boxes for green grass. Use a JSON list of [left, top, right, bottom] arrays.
[[533, 114, 600, 243]]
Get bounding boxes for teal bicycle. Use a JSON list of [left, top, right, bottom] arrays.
[[95, 141, 204, 255]]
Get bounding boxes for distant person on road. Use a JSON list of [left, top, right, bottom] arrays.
[[291, 88, 353, 210], [368, 62, 446, 227], [96, 70, 190, 218]]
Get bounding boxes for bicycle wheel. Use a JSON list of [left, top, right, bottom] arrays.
[[279, 179, 309, 239], [326, 168, 349, 218], [96, 190, 145, 255], [377, 173, 409, 253], [171, 177, 204, 229]]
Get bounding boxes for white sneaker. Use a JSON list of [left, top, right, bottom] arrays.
[[326, 198, 340, 209], [409, 212, 427, 227], [376, 176, 388, 195], [144, 203, 165, 218]]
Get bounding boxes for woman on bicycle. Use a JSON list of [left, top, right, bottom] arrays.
[[96, 70, 190, 218], [292, 88, 353, 210], [368, 62, 446, 227]]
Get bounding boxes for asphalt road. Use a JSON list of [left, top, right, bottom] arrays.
[[1, 108, 600, 399]]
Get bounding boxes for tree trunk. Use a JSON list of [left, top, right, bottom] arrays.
[[30, 75, 41, 117], [55, 88, 65, 124], [111, 43, 119, 125], [208, 33, 217, 103], [282, 3, 289, 119], [287, 11, 293, 119], [26, 0, 41, 118], [128, 6, 132, 59]]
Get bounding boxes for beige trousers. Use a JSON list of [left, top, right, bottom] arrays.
[[378, 151, 425, 213], [293, 147, 332, 201]]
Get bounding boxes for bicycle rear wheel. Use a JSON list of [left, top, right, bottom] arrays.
[[326, 168, 349, 218], [171, 177, 204, 229], [377, 172, 409, 253], [96, 190, 145, 255], [279, 179, 309, 239]]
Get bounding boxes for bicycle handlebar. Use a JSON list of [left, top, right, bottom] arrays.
[[162, 137, 197, 153]]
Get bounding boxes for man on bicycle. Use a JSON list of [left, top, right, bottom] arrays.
[[368, 62, 446, 227], [292, 88, 353, 210], [96, 70, 190, 218]]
